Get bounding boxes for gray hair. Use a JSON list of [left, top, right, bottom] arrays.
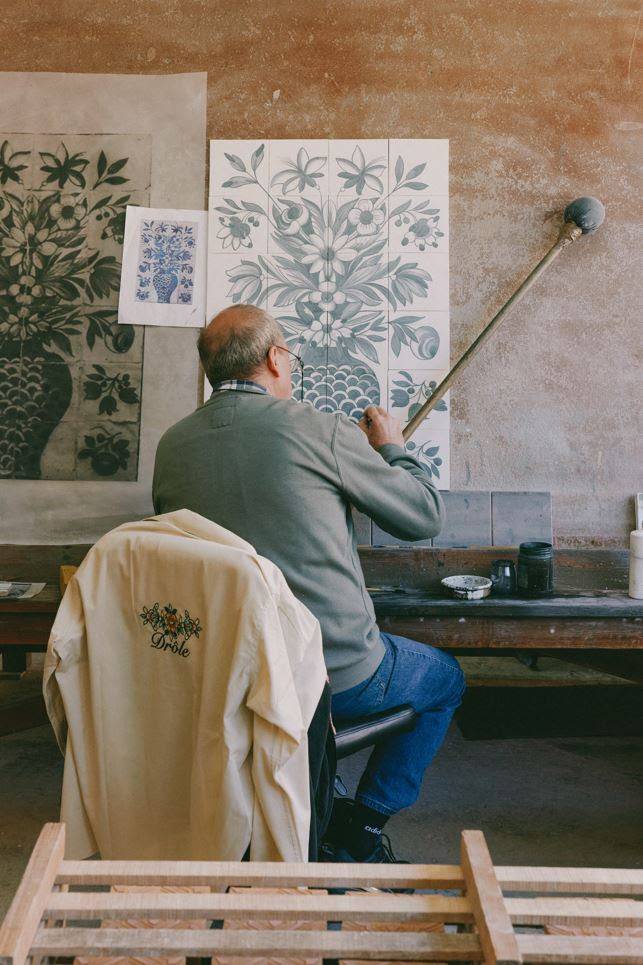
[[198, 305, 284, 386]]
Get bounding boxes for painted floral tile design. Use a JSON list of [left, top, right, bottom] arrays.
[[136, 219, 197, 305], [0, 133, 151, 480], [208, 139, 449, 486]]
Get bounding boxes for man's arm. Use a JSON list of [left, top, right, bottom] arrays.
[[332, 406, 444, 541]]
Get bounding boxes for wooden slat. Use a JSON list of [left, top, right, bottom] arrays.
[[374, 591, 643, 619], [506, 897, 643, 927], [59, 565, 77, 596], [0, 544, 91, 583], [496, 866, 643, 895], [0, 823, 65, 965], [45, 890, 471, 923], [378, 615, 642, 650], [461, 830, 521, 965], [55, 859, 463, 890], [32, 926, 481, 960], [517, 932, 643, 963]]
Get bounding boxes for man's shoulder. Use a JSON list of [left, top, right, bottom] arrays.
[[157, 394, 355, 450], [157, 406, 204, 449], [228, 393, 349, 440], [267, 398, 363, 449]]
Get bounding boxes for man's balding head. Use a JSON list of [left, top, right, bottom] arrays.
[[198, 305, 293, 399]]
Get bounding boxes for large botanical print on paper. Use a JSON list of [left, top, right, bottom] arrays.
[[208, 139, 450, 487], [0, 133, 151, 480]]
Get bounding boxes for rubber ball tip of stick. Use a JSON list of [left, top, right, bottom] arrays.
[[564, 197, 605, 234]]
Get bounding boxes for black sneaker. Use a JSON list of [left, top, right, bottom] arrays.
[[331, 833, 409, 865], [321, 833, 413, 892]]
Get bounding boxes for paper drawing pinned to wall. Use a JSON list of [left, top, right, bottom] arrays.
[[119, 206, 207, 328], [135, 219, 198, 305]]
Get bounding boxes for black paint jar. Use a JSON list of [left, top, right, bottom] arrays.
[[517, 541, 554, 597]]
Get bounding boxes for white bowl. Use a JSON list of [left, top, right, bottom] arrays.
[[441, 575, 492, 600]]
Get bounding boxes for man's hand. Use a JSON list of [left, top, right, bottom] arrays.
[[358, 406, 405, 451]]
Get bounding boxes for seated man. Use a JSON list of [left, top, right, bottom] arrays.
[[153, 304, 465, 863]]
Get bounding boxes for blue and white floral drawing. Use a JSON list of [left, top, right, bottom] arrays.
[[136, 219, 197, 305], [208, 140, 449, 482]]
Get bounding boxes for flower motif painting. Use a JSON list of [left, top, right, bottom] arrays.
[[208, 139, 450, 486], [0, 132, 150, 480], [136, 219, 197, 305], [119, 206, 207, 329]]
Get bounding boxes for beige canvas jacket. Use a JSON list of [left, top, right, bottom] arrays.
[[43, 510, 326, 862]]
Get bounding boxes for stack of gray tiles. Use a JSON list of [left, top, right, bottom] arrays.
[[354, 492, 553, 547]]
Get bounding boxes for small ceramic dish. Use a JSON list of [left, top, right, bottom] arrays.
[[441, 575, 492, 600]]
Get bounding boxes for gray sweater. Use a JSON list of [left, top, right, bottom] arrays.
[[153, 389, 444, 692]]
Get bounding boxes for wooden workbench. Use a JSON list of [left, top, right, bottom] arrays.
[[1, 544, 642, 670], [1, 543, 642, 736], [360, 547, 643, 685]]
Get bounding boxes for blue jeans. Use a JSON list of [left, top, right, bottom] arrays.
[[331, 634, 465, 816]]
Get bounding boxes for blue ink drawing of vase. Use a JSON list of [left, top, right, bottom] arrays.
[[137, 220, 197, 305], [152, 268, 179, 303]]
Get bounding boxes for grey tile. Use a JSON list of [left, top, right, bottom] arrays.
[[433, 491, 492, 547], [492, 491, 553, 546], [372, 491, 492, 547], [371, 523, 432, 547], [352, 509, 372, 546]]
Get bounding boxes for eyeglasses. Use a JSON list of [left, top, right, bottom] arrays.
[[273, 345, 305, 402]]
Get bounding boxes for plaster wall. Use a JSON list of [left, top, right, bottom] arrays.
[[0, 0, 641, 546]]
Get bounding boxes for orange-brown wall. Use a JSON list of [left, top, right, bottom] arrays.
[[1, 0, 641, 545]]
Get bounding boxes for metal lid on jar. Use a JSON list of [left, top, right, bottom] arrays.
[[518, 541, 553, 558]]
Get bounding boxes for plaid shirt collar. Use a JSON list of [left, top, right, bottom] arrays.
[[209, 379, 268, 396]]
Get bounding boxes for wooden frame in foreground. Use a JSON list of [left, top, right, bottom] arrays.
[[1, 824, 642, 964]]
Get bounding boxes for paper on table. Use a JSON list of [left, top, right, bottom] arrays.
[[119, 205, 208, 328], [0, 582, 46, 599]]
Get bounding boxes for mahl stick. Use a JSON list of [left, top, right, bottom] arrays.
[[402, 197, 605, 442]]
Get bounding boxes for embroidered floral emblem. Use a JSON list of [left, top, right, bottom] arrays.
[[138, 602, 201, 658]]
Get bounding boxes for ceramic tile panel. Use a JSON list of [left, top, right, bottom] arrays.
[[211, 195, 269, 256], [432, 491, 492, 547], [388, 194, 449, 253], [371, 521, 433, 547], [404, 424, 450, 492], [209, 140, 269, 205], [208, 139, 449, 483], [372, 491, 492, 548], [388, 311, 450, 370], [387, 251, 449, 312], [269, 139, 330, 203], [388, 139, 449, 195], [328, 139, 389, 202], [388, 369, 450, 432], [491, 491, 553, 546], [371, 491, 551, 548]]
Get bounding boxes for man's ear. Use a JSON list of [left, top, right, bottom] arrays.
[[266, 345, 281, 376]]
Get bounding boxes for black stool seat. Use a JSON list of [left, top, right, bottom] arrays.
[[334, 704, 417, 760]]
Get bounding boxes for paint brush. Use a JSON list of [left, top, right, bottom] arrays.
[[402, 197, 606, 441]]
